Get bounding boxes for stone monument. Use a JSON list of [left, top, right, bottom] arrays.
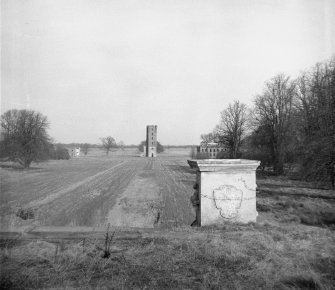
[[188, 159, 260, 226]]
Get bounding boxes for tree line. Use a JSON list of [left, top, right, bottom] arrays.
[[138, 140, 164, 153], [0, 110, 126, 167], [200, 57, 335, 186], [0, 109, 86, 166], [0, 109, 164, 167]]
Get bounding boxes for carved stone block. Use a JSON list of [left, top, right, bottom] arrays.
[[188, 159, 260, 226]]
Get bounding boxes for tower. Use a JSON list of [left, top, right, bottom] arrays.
[[146, 125, 157, 157]]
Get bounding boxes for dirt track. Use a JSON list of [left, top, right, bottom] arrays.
[[0, 155, 195, 229]]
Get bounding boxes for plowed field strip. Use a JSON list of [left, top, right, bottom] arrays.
[[161, 161, 194, 224], [0, 159, 125, 206], [26, 161, 126, 208], [37, 159, 151, 226], [1, 156, 196, 228], [154, 159, 194, 227]]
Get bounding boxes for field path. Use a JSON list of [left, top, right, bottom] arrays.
[[106, 169, 162, 228]]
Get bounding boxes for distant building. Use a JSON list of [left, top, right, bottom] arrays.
[[197, 142, 226, 158], [146, 125, 157, 157], [69, 147, 81, 157]]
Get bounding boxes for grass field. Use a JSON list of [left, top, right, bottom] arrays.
[[1, 149, 335, 289]]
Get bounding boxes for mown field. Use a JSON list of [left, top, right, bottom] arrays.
[[1, 149, 335, 289]]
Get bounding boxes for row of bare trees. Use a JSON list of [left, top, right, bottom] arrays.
[[294, 60, 335, 186], [253, 74, 296, 175], [201, 57, 335, 186], [0, 109, 126, 167], [138, 140, 165, 153]]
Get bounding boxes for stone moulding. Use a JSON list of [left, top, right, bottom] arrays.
[[187, 159, 260, 172]]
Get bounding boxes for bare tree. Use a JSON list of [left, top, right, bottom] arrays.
[[117, 141, 125, 151], [157, 141, 164, 153], [200, 132, 215, 146], [0, 109, 50, 168], [138, 140, 146, 153], [100, 136, 116, 155], [295, 59, 335, 186], [81, 143, 90, 155], [254, 74, 296, 175], [214, 100, 248, 158]]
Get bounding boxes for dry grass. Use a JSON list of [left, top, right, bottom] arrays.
[[1, 222, 334, 289], [257, 177, 335, 229]]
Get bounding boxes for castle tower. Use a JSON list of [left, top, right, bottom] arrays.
[[146, 125, 157, 157]]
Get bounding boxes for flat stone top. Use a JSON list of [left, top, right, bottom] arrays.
[[187, 159, 260, 171]]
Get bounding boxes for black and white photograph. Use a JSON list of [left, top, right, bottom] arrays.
[[1, 0, 335, 288]]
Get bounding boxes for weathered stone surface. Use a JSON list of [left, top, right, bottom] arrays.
[[188, 159, 260, 225]]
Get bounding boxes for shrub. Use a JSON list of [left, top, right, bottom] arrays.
[[16, 207, 35, 220], [54, 145, 70, 160]]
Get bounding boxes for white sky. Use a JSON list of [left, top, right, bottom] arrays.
[[1, 0, 334, 145]]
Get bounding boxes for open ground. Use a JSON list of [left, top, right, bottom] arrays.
[[1, 148, 335, 289], [0, 148, 195, 229]]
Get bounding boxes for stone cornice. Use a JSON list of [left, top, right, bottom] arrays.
[[187, 159, 260, 172]]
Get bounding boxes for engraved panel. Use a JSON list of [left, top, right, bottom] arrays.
[[212, 185, 243, 219]]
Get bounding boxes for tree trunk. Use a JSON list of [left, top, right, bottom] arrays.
[[330, 162, 335, 189], [273, 153, 284, 175], [232, 143, 238, 159], [24, 158, 32, 168], [274, 161, 284, 175], [271, 140, 284, 175]]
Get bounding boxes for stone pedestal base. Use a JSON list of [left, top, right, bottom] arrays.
[[188, 159, 260, 226]]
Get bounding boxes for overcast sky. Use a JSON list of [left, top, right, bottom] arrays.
[[1, 0, 334, 145]]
